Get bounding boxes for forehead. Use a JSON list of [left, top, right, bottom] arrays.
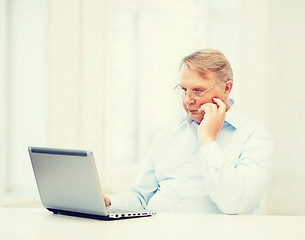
[[179, 64, 217, 89]]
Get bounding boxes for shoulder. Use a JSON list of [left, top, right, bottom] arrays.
[[154, 115, 190, 141], [230, 110, 273, 142]]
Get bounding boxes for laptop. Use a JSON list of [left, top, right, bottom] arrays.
[[28, 146, 156, 220]]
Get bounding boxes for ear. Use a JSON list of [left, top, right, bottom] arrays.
[[224, 81, 233, 99]]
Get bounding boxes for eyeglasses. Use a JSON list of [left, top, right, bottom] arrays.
[[174, 83, 219, 100]]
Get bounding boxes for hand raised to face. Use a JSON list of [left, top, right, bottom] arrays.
[[197, 98, 228, 146]]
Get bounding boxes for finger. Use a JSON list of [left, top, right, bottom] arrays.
[[213, 98, 226, 112], [104, 195, 111, 207], [198, 106, 213, 115], [200, 103, 217, 109], [199, 103, 217, 113], [103, 196, 108, 207]]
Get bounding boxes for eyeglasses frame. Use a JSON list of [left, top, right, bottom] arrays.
[[174, 82, 220, 100]]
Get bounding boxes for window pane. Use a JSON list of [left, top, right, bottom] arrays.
[[105, 9, 138, 163], [105, 2, 204, 165]]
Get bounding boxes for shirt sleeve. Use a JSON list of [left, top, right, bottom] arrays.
[[109, 137, 159, 211], [198, 126, 274, 214]]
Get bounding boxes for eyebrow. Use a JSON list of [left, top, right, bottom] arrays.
[[178, 84, 206, 90]]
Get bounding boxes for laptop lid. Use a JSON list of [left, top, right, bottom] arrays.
[[28, 146, 108, 216]]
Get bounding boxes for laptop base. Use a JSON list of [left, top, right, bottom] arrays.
[[47, 208, 154, 221]]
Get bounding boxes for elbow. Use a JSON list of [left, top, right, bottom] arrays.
[[218, 203, 248, 215], [217, 191, 257, 215]]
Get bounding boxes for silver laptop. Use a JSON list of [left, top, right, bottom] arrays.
[[28, 146, 156, 220]]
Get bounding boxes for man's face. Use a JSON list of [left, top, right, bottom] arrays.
[[178, 64, 230, 124]]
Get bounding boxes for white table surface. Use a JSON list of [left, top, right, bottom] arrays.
[[1, 207, 305, 240]]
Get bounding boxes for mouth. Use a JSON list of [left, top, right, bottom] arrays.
[[188, 109, 199, 114]]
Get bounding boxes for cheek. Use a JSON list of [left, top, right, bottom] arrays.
[[218, 94, 227, 102], [201, 92, 226, 106], [215, 88, 227, 100], [196, 97, 213, 107], [182, 102, 188, 112]]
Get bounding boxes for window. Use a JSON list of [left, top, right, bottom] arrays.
[[105, 0, 206, 164], [0, 0, 48, 201], [102, 0, 206, 191], [0, 0, 9, 193]]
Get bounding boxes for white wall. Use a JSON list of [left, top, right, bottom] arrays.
[[0, 0, 47, 199], [47, 0, 108, 187], [263, 0, 305, 215]]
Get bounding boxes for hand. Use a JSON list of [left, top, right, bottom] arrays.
[[103, 194, 111, 208], [198, 98, 227, 146]]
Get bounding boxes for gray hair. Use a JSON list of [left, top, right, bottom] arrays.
[[181, 49, 233, 84]]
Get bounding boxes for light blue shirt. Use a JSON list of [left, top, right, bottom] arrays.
[[110, 101, 274, 214]]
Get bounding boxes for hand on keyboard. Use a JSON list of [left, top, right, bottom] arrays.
[[103, 194, 111, 208]]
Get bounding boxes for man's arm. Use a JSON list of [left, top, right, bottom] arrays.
[[198, 130, 273, 214], [197, 98, 274, 214], [104, 138, 159, 211]]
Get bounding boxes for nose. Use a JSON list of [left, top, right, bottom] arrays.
[[183, 92, 195, 105]]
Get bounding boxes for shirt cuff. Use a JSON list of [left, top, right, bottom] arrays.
[[109, 191, 143, 211], [109, 193, 126, 210], [199, 141, 226, 170]]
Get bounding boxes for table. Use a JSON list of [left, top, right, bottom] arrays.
[[1, 207, 305, 240]]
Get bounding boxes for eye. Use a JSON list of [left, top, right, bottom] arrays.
[[193, 90, 203, 95], [193, 89, 202, 93]]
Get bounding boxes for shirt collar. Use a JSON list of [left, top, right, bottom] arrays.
[[185, 114, 193, 123], [224, 98, 240, 129]]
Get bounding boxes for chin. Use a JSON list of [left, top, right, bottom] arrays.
[[188, 114, 203, 124]]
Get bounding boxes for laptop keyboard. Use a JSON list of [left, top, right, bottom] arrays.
[[107, 208, 130, 214]]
